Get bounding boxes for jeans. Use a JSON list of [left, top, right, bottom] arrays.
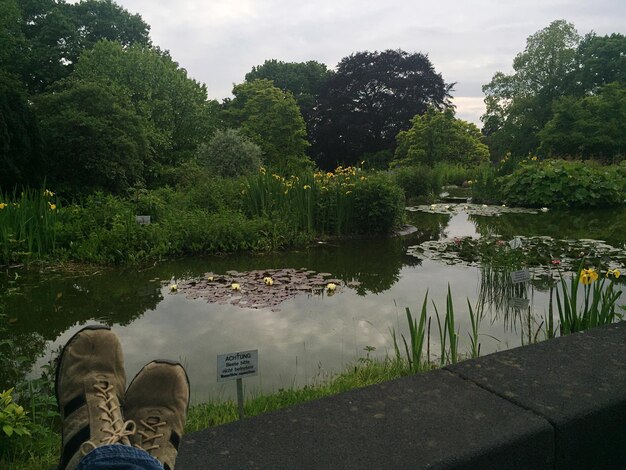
[[77, 444, 163, 470]]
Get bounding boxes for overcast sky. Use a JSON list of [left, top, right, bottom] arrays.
[[103, 0, 626, 126]]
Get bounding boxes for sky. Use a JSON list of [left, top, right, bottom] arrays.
[[100, 0, 626, 126]]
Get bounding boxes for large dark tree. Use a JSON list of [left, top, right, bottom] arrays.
[[576, 32, 626, 95], [0, 72, 43, 189], [310, 49, 452, 169]]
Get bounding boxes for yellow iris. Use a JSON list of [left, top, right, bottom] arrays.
[[606, 269, 621, 279], [0, 202, 7, 210], [580, 268, 598, 285], [48, 202, 57, 210]]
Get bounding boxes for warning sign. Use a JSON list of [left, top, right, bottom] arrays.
[[217, 349, 258, 382]]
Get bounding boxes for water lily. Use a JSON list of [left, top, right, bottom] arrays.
[[170, 284, 178, 292], [326, 282, 337, 292], [231, 283, 241, 291], [541, 207, 549, 212], [482, 204, 488, 208], [263, 276, 274, 286], [206, 275, 214, 282], [551, 259, 561, 266]]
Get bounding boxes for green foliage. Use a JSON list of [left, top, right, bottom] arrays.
[[0, 388, 31, 442], [539, 83, 626, 161], [14, 0, 151, 93], [72, 40, 218, 172], [393, 165, 440, 202], [351, 173, 405, 234], [197, 129, 262, 178], [245, 59, 331, 125], [223, 79, 311, 174], [482, 20, 581, 158], [35, 79, 148, 195], [394, 108, 489, 166], [498, 159, 624, 208], [311, 49, 452, 169]]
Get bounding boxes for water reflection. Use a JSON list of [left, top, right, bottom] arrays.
[[2, 207, 624, 402]]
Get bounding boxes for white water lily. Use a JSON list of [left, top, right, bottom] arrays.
[[541, 207, 549, 212]]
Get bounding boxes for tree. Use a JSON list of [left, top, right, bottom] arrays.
[[310, 49, 452, 169], [539, 83, 626, 161], [72, 40, 219, 175], [0, 72, 43, 189], [576, 33, 626, 94], [394, 108, 489, 167], [482, 20, 581, 158], [197, 129, 262, 177], [245, 59, 331, 125], [36, 79, 149, 195], [223, 79, 311, 174], [15, 0, 151, 92]]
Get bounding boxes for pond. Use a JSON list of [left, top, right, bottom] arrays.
[[2, 205, 625, 403]]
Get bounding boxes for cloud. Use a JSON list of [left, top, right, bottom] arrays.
[[102, 0, 626, 125]]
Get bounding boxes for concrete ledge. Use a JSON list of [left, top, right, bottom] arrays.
[[177, 322, 626, 469], [447, 322, 626, 469]]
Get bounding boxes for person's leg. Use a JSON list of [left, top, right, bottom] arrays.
[[56, 326, 136, 470], [76, 444, 163, 470], [125, 360, 190, 470]]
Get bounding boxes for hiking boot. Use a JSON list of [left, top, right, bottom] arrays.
[[55, 325, 136, 470], [125, 360, 190, 470]]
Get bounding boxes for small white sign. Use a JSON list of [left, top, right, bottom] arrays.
[[510, 297, 530, 310], [136, 215, 151, 225], [510, 269, 531, 284], [217, 349, 258, 382]]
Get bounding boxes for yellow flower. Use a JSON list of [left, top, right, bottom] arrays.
[[303, 185, 311, 190], [259, 167, 266, 174], [531, 156, 538, 161], [43, 189, 55, 197], [48, 202, 57, 210], [606, 269, 621, 279], [170, 284, 178, 292], [206, 275, 214, 282], [326, 282, 336, 292], [231, 283, 241, 291], [345, 191, 352, 195], [0, 203, 7, 210], [263, 276, 274, 286], [580, 268, 598, 285], [360, 176, 366, 181]]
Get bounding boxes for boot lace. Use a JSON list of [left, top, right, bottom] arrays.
[[135, 417, 166, 452], [80, 381, 136, 455]]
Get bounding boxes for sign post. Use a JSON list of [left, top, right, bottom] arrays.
[[217, 349, 258, 420]]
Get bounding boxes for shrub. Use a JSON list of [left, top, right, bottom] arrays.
[[392, 165, 440, 202], [352, 173, 405, 234], [498, 159, 624, 208], [197, 128, 262, 178]]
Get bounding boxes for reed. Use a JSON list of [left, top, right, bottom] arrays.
[[0, 187, 59, 264]]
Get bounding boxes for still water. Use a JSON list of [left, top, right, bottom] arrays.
[[2, 208, 625, 402]]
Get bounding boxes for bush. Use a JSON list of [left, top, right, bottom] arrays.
[[352, 173, 405, 234], [392, 165, 440, 202], [197, 128, 262, 178], [498, 159, 625, 208]]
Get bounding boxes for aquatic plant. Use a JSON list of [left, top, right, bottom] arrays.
[[551, 262, 623, 335], [0, 187, 59, 264]]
